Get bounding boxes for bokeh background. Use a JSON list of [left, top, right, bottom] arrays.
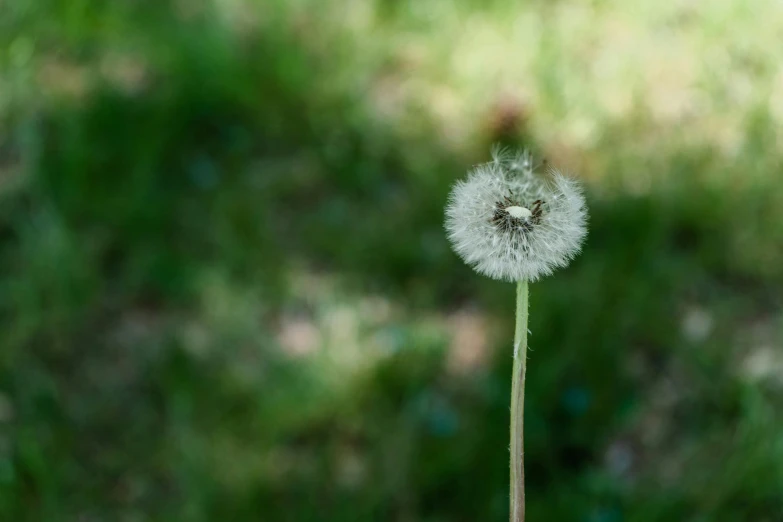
[[2, 1, 783, 521]]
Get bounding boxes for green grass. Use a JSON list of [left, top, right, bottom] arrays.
[[1, 1, 782, 521]]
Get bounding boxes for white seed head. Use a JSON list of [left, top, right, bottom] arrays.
[[445, 148, 588, 282]]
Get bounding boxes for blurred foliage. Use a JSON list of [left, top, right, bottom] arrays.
[[1, 0, 783, 521]]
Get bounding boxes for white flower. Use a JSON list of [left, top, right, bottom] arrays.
[[445, 148, 587, 282]]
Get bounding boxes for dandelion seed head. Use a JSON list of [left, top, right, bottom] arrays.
[[445, 148, 588, 282]]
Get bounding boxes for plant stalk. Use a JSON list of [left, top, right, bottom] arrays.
[[510, 279, 528, 522]]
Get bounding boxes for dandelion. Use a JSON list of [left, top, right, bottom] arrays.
[[445, 146, 587, 522], [445, 147, 587, 282]]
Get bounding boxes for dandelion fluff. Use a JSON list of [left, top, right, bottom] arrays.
[[445, 148, 587, 282]]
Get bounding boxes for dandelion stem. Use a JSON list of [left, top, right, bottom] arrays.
[[510, 279, 528, 522]]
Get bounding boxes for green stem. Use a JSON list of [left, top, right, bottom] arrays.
[[510, 279, 528, 522]]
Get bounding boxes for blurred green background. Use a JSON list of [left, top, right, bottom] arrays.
[[1, 1, 783, 521]]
